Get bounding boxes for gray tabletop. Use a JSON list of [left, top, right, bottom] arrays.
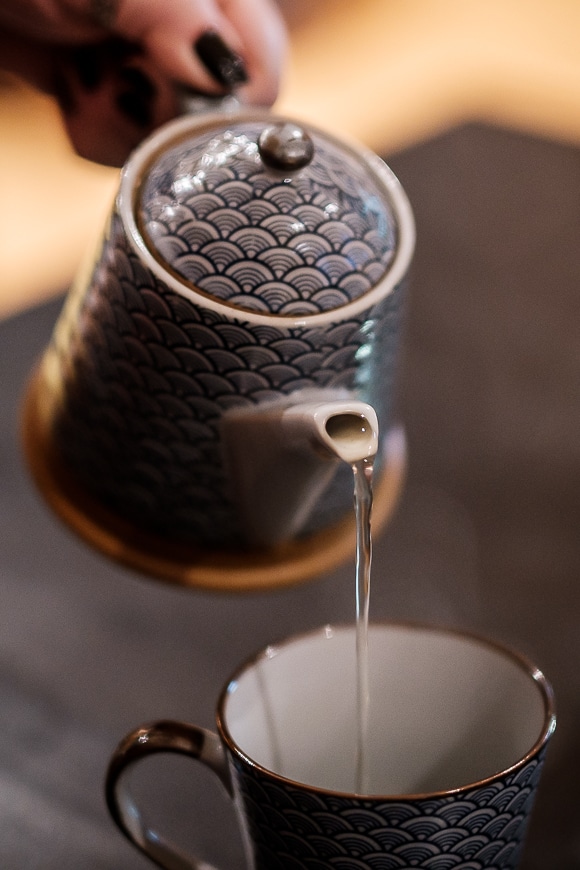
[[1, 123, 579, 868]]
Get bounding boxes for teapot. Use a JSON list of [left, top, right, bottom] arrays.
[[23, 109, 414, 589]]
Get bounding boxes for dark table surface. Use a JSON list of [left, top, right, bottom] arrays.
[[2, 123, 580, 868]]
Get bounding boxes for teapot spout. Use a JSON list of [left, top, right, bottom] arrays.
[[281, 400, 379, 464], [220, 397, 378, 548]]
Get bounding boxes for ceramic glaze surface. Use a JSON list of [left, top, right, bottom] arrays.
[[105, 625, 554, 869], [139, 121, 398, 316], [48, 213, 404, 547], [230, 749, 547, 870], [42, 113, 413, 550]]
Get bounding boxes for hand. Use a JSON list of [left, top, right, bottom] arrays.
[[0, 0, 287, 165]]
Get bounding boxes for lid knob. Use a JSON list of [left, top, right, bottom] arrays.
[[258, 122, 314, 171]]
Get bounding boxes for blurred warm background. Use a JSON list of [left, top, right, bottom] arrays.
[[2, 0, 580, 319], [2, 4, 580, 865]]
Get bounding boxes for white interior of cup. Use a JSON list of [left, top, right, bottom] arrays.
[[222, 624, 552, 796]]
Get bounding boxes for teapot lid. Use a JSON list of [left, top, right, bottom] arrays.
[[135, 113, 406, 318]]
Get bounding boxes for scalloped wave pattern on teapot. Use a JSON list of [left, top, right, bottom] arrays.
[[138, 121, 398, 317]]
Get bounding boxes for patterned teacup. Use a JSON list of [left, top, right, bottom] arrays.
[[106, 623, 555, 869]]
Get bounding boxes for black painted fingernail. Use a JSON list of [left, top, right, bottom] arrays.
[[70, 39, 141, 92], [72, 46, 103, 91], [115, 67, 155, 127], [53, 64, 76, 114], [194, 30, 248, 88], [119, 67, 155, 102], [116, 91, 153, 127]]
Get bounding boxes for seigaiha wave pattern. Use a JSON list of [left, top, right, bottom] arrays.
[[231, 749, 547, 869], [138, 122, 398, 316], [49, 213, 405, 548]]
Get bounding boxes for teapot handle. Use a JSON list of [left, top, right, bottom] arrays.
[[105, 720, 233, 870]]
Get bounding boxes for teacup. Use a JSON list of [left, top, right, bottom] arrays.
[[106, 623, 555, 869]]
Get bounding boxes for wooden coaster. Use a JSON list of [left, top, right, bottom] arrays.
[[21, 366, 406, 592]]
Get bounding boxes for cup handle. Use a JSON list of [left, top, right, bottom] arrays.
[[105, 720, 233, 870]]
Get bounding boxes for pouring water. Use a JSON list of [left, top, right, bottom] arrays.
[[324, 411, 377, 795]]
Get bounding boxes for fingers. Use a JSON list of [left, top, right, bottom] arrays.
[[220, 0, 287, 106], [2, 0, 287, 103], [2, 0, 288, 166], [112, 0, 241, 94], [113, 0, 286, 104], [54, 40, 182, 165]]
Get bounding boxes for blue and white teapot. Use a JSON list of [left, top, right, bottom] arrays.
[[30, 109, 414, 581]]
